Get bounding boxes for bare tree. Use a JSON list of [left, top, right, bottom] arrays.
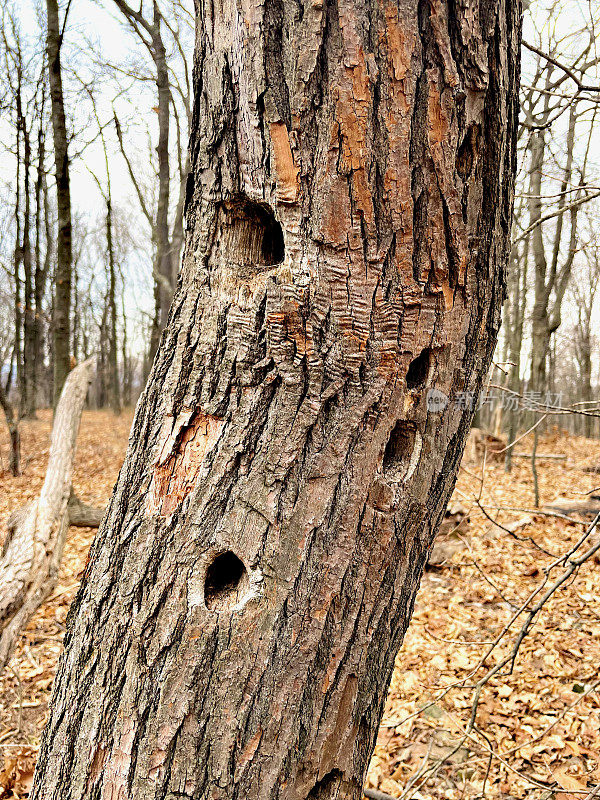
[[46, 0, 73, 406], [111, 0, 192, 360], [88, 98, 122, 415], [498, 3, 600, 459], [570, 225, 600, 438]]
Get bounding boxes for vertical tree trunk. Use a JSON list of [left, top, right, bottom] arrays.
[[147, 11, 175, 363], [106, 196, 122, 415], [0, 385, 20, 478], [505, 232, 527, 471], [121, 293, 132, 407], [32, 2, 521, 798], [529, 102, 579, 398], [576, 307, 593, 439], [528, 129, 550, 396], [22, 111, 37, 418], [33, 106, 46, 411], [111, 2, 176, 361], [46, 0, 72, 406], [153, 6, 174, 337], [38, 171, 53, 405], [14, 68, 24, 415]]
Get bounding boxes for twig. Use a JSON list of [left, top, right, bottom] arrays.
[[364, 790, 397, 800]]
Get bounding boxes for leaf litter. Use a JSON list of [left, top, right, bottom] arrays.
[[0, 416, 598, 799]]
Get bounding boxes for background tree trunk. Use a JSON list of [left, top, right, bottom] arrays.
[[153, 5, 174, 341], [106, 196, 121, 416], [0, 360, 94, 671], [0, 384, 20, 478], [32, 1, 521, 798], [111, 1, 177, 362], [46, 0, 72, 406]]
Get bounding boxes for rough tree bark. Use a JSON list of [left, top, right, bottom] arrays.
[[0, 384, 20, 478], [46, 0, 72, 406], [0, 360, 94, 672], [32, 1, 521, 798]]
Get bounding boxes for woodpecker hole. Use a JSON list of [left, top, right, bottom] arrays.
[[406, 348, 431, 389], [215, 198, 284, 268], [383, 421, 416, 473], [204, 551, 249, 612]]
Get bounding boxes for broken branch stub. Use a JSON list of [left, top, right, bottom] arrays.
[[0, 359, 94, 671]]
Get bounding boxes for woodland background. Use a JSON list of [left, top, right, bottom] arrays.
[[0, 0, 599, 798]]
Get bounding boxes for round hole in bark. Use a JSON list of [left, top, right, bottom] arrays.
[[406, 348, 431, 389], [204, 551, 249, 612], [215, 198, 284, 267]]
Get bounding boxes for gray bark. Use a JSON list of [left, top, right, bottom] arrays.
[[66, 490, 106, 529], [0, 384, 20, 478], [111, 0, 176, 360], [32, 1, 521, 798], [529, 102, 581, 396], [46, 0, 73, 406], [0, 360, 93, 671]]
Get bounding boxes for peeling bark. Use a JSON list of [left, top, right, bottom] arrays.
[[32, 1, 521, 798]]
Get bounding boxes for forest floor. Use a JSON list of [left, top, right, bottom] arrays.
[[0, 411, 599, 799]]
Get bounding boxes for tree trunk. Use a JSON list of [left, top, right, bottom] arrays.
[[577, 311, 593, 439], [0, 386, 20, 478], [529, 102, 579, 399], [36, 170, 53, 406], [527, 129, 549, 396], [153, 7, 174, 336], [33, 103, 47, 412], [46, 0, 72, 407], [505, 229, 527, 471], [22, 111, 37, 418], [106, 196, 122, 415], [32, 1, 521, 798], [0, 360, 93, 671], [14, 69, 23, 419]]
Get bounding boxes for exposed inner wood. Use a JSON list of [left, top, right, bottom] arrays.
[[212, 199, 285, 270], [204, 551, 250, 612], [269, 122, 299, 203], [148, 411, 224, 517]]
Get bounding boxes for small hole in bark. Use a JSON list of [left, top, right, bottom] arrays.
[[406, 349, 430, 389], [456, 123, 481, 181], [307, 769, 343, 799], [204, 551, 249, 612], [215, 198, 284, 267], [383, 421, 416, 473]]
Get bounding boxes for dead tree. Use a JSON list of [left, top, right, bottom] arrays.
[[0, 359, 94, 671], [31, 1, 521, 798]]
